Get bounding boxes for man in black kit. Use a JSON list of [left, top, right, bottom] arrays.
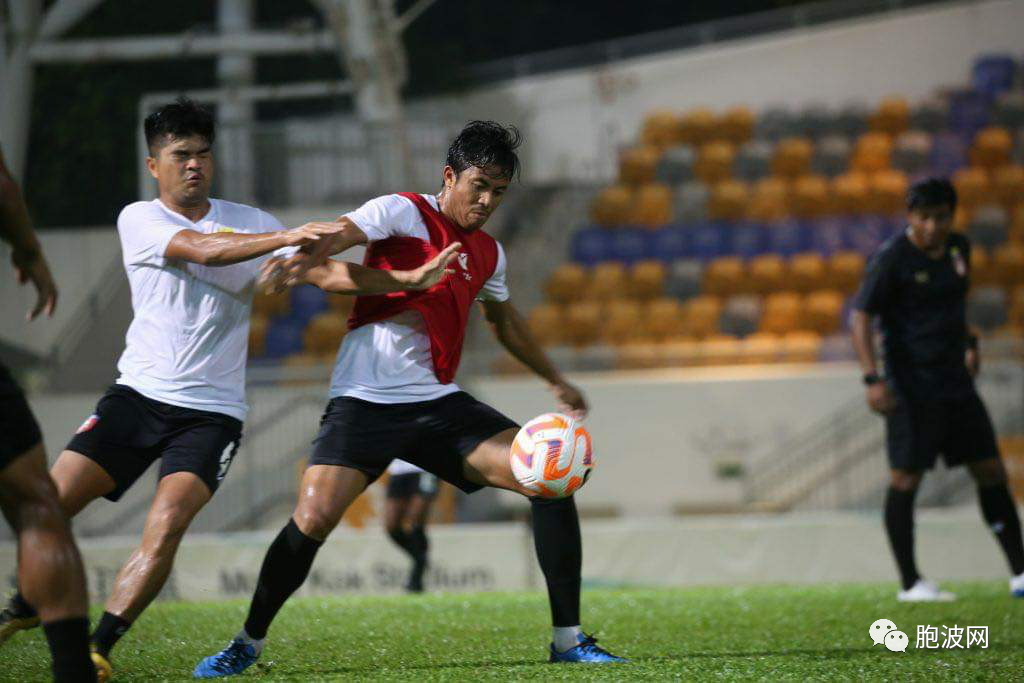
[[851, 177, 1024, 601]]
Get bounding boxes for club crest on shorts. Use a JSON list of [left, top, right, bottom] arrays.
[[76, 414, 100, 434]]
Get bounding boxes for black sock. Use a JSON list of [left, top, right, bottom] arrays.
[[884, 487, 921, 590], [530, 496, 582, 627], [407, 526, 429, 590], [387, 527, 416, 558], [243, 518, 323, 639], [43, 617, 96, 683], [978, 484, 1024, 575], [9, 590, 37, 618], [90, 611, 131, 659]]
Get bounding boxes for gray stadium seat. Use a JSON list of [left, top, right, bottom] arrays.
[[755, 107, 799, 141], [734, 140, 774, 181], [992, 92, 1024, 129], [664, 259, 704, 301], [891, 130, 933, 175], [795, 104, 832, 139], [818, 333, 856, 363], [719, 295, 763, 337], [833, 102, 870, 138], [909, 98, 949, 133], [655, 146, 696, 185], [967, 286, 1008, 331], [968, 205, 1009, 249], [673, 181, 709, 223], [810, 135, 851, 177], [1014, 128, 1024, 165]]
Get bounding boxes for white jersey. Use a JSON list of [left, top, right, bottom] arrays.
[[115, 198, 287, 421], [387, 459, 425, 476], [328, 193, 509, 404]]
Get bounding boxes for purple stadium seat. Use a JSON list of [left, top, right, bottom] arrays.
[[947, 90, 991, 139], [971, 55, 1017, 99], [807, 217, 849, 256], [650, 225, 690, 263], [570, 227, 613, 266], [929, 132, 967, 176], [608, 228, 651, 264], [263, 319, 306, 358], [731, 221, 767, 259], [289, 285, 328, 321], [764, 218, 809, 257], [689, 222, 731, 261], [845, 215, 891, 256]]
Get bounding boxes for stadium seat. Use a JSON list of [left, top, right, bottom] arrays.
[[803, 290, 845, 334], [967, 287, 1009, 331], [845, 214, 891, 255], [781, 331, 823, 363], [992, 92, 1024, 129], [948, 88, 991, 139], [734, 140, 774, 181], [527, 303, 564, 347], [851, 132, 893, 173], [1012, 204, 1024, 244], [602, 300, 644, 345], [970, 127, 1013, 168], [290, 285, 328, 321], [755, 107, 799, 141], [910, 98, 949, 133], [591, 185, 634, 226], [654, 146, 696, 185], [891, 130, 933, 175], [679, 107, 718, 146], [760, 292, 803, 334], [789, 252, 828, 292], [681, 295, 722, 338], [991, 164, 1024, 209], [609, 228, 652, 264], [971, 246, 997, 287], [252, 289, 291, 320], [644, 297, 688, 341], [544, 263, 588, 304], [772, 137, 813, 178], [326, 293, 355, 318], [719, 105, 755, 145], [764, 218, 810, 256], [826, 250, 866, 293], [748, 254, 787, 294], [818, 332, 856, 363], [565, 301, 602, 347], [263, 319, 305, 358], [703, 256, 748, 296], [869, 97, 910, 136], [1016, 129, 1024, 165], [971, 54, 1017, 98], [930, 131, 967, 176], [570, 226, 614, 265], [303, 312, 347, 356], [619, 145, 661, 185], [689, 222, 730, 261], [795, 104, 832, 140], [673, 181, 710, 222], [616, 340, 662, 370], [967, 205, 1009, 250], [866, 169, 909, 215], [641, 110, 682, 148], [650, 226, 689, 263], [833, 102, 870, 139], [664, 259, 704, 300], [587, 262, 628, 301], [731, 221, 768, 260], [747, 177, 789, 221], [740, 332, 782, 364], [708, 179, 749, 220], [789, 175, 829, 218], [634, 183, 673, 227], [830, 172, 870, 214], [992, 242, 1024, 287], [248, 314, 268, 358], [810, 135, 851, 178], [694, 141, 735, 184], [629, 260, 666, 300], [1009, 286, 1024, 329], [807, 216, 849, 256], [719, 294, 762, 337], [659, 337, 702, 367], [700, 334, 743, 366], [952, 167, 991, 210]]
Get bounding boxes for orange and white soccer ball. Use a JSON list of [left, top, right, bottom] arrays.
[[510, 413, 594, 498]]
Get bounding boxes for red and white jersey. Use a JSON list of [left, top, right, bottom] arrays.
[[328, 193, 509, 404]]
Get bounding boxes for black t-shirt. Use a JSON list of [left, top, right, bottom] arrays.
[[852, 231, 973, 400]]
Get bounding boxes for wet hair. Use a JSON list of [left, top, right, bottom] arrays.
[[144, 97, 215, 155], [445, 121, 522, 181], [907, 177, 957, 212]]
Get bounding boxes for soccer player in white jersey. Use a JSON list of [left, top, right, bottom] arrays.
[[383, 459, 438, 592], [195, 121, 626, 678], [0, 98, 458, 678]]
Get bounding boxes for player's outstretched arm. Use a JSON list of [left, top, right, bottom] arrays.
[[164, 222, 345, 267], [481, 298, 588, 419], [0, 148, 57, 320], [271, 216, 371, 283]]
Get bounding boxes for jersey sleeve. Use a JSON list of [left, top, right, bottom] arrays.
[[476, 242, 510, 302], [852, 246, 896, 314], [343, 194, 422, 242], [117, 203, 186, 266]]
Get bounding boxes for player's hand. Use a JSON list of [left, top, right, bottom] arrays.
[[258, 256, 292, 294], [401, 242, 461, 291], [966, 348, 980, 377], [550, 380, 588, 420], [866, 381, 895, 415], [11, 249, 57, 320], [281, 222, 344, 247]]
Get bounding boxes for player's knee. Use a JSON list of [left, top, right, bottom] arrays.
[[294, 506, 339, 540], [10, 494, 67, 534], [148, 507, 194, 547], [890, 471, 922, 491]]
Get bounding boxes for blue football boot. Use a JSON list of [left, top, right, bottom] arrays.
[[193, 638, 260, 678], [549, 633, 628, 663]]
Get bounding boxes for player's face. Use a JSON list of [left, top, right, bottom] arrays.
[[442, 165, 510, 231], [908, 204, 953, 252], [147, 135, 214, 207]]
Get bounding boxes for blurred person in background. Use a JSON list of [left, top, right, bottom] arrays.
[[384, 459, 438, 593]]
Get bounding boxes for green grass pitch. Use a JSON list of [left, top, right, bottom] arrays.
[[3, 582, 1021, 681]]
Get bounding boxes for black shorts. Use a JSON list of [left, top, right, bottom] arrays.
[[885, 390, 1000, 471], [387, 471, 439, 500], [309, 391, 519, 494], [0, 363, 43, 471], [65, 385, 242, 501]]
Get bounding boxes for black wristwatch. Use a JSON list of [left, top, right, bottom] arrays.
[[862, 372, 883, 386]]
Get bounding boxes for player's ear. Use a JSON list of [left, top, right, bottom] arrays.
[[442, 165, 456, 190], [146, 156, 159, 179]]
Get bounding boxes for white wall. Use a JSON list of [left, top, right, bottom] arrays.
[[406, 0, 1024, 183]]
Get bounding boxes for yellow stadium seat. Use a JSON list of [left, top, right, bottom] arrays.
[[1009, 286, 1024, 329], [772, 137, 813, 178], [629, 260, 666, 301], [1011, 204, 1024, 244], [748, 177, 789, 221], [544, 263, 588, 304], [249, 314, 268, 358], [304, 312, 347, 356], [781, 331, 823, 363], [826, 251, 865, 293], [971, 246, 996, 287], [619, 145, 661, 185], [749, 254, 787, 294], [851, 132, 893, 173], [587, 262, 628, 301], [789, 175, 829, 218], [694, 141, 735, 184], [741, 332, 782, 364], [804, 289, 845, 334], [252, 290, 290, 318], [326, 294, 356, 318], [708, 179, 750, 220], [616, 341, 662, 370], [703, 256, 748, 296], [869, 97, 910, 136], [603, 300, 644, 346], [700, 334, 743, 366], [565, 301, 602, 347], [760, 292, 803, 334], [867, 169, 909, 215], [681, 296, 722, 339], [659, 337, 702, 367], [644, 297, 687, 340], [679, 107, 718, 146], [634, 183, 673, 227], [788, 252, 828, 292], [953, 167, 991, 210], [527, 303, 564, 347], [590, 185, 634, 226], [641, 110, 682, 148], [830, 172, 870, 214], [952, 205, 972, 234], [719, 106, 755, 145], [992, 243, 1024, 288], [991, 165, 1024, 209], [970, 126, 1013, 168]]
